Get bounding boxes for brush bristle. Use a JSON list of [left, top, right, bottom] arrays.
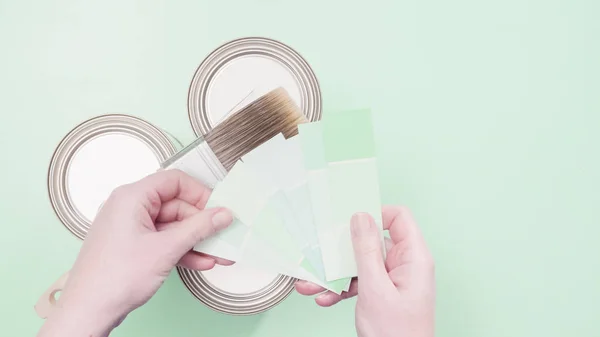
[[205, 87, 308, 171]]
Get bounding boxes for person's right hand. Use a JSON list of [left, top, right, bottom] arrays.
[[295, 206, 435, 337]]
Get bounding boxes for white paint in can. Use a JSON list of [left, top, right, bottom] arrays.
[[67, 134, 160, 221], [48, 114, 179, 240]]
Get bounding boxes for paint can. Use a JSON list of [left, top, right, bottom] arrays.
[[47, 114, 180, 240], [187, 36, 322, 136], [36, 114, 181, 319], [178, 37, 323, 315], [178, 263, 297, 315]]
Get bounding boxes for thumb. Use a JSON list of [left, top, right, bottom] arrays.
[[162, 207, 233, 257], [351, 212, 387, 285]]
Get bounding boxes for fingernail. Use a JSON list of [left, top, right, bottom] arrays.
[[212, 209, 233, 230], [351, 213, 374, 238]]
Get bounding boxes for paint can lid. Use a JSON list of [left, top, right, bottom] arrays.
[[187, 37, 322, 136], [47, 114, 178, 240]]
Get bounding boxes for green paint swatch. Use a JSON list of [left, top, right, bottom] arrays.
[[299, 121, 357, 283], [197, 156, 348, 294], [206, 161, 266, 225], [323, 109, 376, 162], [252, 199, 303, 265], [298, 121, 327, 170], [197, 114, 383, 289], [300, 258, 350, 294], [325, 160, 384, 279], [302, 110, 385, 281], [241, 134, 326, 280], [327, 161, 382, 229]]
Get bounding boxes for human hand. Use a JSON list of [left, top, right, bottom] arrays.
[[37, 169, 233, 337], [295, 206, 435, 337]]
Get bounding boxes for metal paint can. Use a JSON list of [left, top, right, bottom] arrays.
[[179, 37, 323, 315], [187, 36, 322, 136], [47, 114, 180, 240]]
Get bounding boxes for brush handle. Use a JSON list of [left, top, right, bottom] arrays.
[[35, 271, 70, 319]]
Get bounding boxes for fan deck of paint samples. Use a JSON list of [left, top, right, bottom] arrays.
[[194, 109, 385, 294]]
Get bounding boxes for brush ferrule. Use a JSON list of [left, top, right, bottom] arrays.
[[160, 136, 227, 189]]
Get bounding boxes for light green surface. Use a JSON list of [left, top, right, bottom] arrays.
[[1, 1, 599, 336]]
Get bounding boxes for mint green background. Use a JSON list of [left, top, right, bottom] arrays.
[[1, 0, 598, 336]]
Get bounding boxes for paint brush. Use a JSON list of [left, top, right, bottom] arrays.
[[161, 87, 308, 187]]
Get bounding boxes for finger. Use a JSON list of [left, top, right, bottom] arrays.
[[177, 251, 234, 269], [142, 169, 212, 207], [351, 213, 388, 285], [125, 169, 212, 220], [382, 205, 427, 248], [383, 236, 401, 272], [163, 243, 235, 266], [178, 252, 217, 270], [382, 205, 433, 267], [207, 255, 235, 266], [156, 205, 236, 266], [156, 199, 199, 224], [315, 279, 359, 307], [294, 280, 326, 296], [159, 207, 233, 258]]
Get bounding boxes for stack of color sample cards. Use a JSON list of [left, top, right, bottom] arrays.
[[193, 109, 385, 294]]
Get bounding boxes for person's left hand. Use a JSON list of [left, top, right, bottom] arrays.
[[37, 169, 234, 337]]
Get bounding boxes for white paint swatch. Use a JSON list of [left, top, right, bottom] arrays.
[[241, 134, 325, 279]]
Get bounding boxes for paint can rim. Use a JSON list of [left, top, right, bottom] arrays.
[[177, 266, 296, 316]]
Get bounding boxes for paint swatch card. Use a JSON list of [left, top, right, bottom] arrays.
[[190, 109, 383, 292], [241, 134, 350, 293], [241, 134, 324, 279], [192, 161, 259, 261], [194, 159, 348, 294], [309, 109, 385, 281], [297, 122, 354, 288]]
